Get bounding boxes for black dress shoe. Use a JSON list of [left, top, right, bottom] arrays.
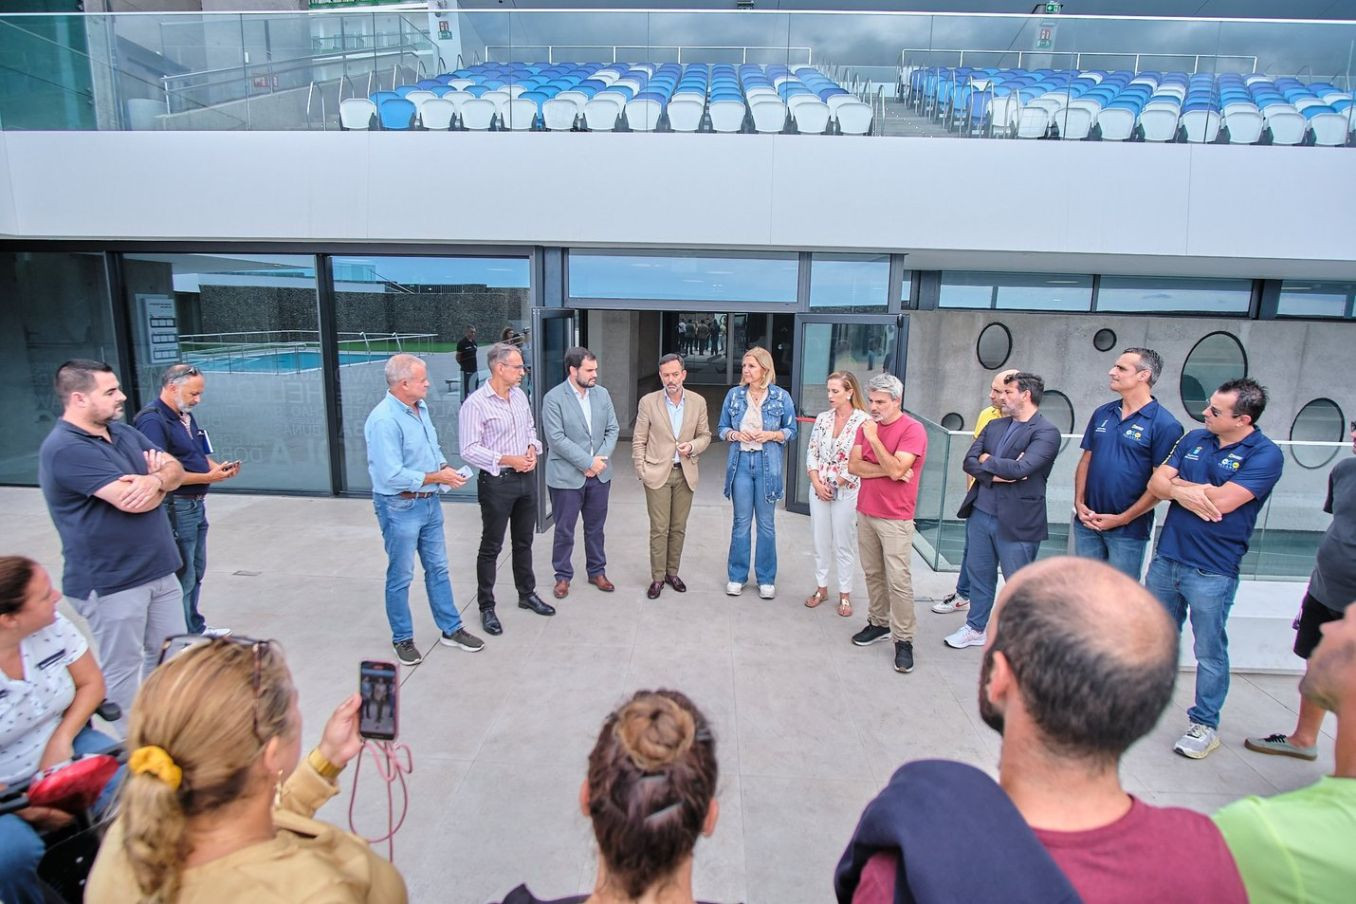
[[664, 574, 687, 593], [518, 593, 556, 616], [647, 581, 664, 600], [481, 608, 503, 635]]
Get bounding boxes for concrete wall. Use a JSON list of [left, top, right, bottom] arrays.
[[3, 131, 1355, 280], [903, 309, 1354, 532]]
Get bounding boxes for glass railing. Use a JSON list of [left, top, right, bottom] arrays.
[[908, 410, 1345, 582], [0, 9, 1351, 143]]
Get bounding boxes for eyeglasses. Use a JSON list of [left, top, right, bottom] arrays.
[[165, 365, 202, 383], [158, 634, 270, 743]]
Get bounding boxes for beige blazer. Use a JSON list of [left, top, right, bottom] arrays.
[[632, 389, 712, 490]]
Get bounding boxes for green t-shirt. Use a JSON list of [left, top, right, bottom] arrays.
[[1213, 775, 1356, 903]]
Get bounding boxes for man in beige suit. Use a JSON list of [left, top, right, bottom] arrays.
[[632, 354, 712, 600]]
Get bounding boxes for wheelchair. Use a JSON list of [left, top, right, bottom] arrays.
[[0, 702, 125, 904]]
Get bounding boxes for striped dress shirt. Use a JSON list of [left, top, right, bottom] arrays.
[[458, 383, 542, 476]]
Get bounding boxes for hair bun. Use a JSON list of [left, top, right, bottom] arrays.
[[614, 695, 696, 772]]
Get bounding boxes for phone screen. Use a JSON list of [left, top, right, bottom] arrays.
[[358, 661, 399, 741]]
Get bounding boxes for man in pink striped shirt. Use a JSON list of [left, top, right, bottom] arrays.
[[458, 341, 554, 636]]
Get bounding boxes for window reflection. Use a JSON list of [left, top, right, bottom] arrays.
[[331, 256, 531, 494], [809, 254, 890, 312], [122, 253, 329, 493], [940, 271, 1092, 312], [1097, 276, 1252, 314], [1277, 281, 1355, 319], [569, 252, 798, 303]]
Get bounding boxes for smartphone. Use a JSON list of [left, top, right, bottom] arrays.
[[358, 660, 399, 741], [455, 465, 474, 480]]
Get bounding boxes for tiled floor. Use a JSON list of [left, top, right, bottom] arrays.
[[2, 461, 1335, 904]]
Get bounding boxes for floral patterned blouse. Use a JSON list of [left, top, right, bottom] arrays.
[[805, 408, 870, 493]]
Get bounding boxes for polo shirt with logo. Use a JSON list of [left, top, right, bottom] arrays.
[[0, 613, 88, 785], [38, 420, 181, 600], [1080, 398, 1184, 540], [1156, 427, 1284, 577]]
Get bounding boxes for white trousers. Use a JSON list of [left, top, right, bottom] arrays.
[[809, 491, 859, 592]]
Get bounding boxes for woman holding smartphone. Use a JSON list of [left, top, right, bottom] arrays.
[[88, 637, 407, 903], [804, 371, 870, 617]]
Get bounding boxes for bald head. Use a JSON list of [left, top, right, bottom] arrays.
[[981, 557, 1178, 762], [989, 368, 1019, 406]]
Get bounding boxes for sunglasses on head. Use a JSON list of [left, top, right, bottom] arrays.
[[158, 634, 271, 743]]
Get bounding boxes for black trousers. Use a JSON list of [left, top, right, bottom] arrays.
[[476, 469, 536, 608]]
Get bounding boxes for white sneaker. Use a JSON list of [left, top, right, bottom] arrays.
[[931, 592, 970, 614], [726, 582, 744, 596], [1173, 722, 1220, 759], [758, 584, 775, 599], [201, 626, 232, 638], [943, 625, 987, 649]]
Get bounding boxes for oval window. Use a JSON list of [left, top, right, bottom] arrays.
[[1041, 389, 1075, 451], [1290, 398, 1346, 470], [1093, 328, 1117, 352], [1180, 332, 1247, 423], [976, 323, 1012, 370], [941, 412, 965, 431]]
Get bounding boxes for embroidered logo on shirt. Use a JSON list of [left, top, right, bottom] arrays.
[[1185, 445, 1203, 461], [1095, 418, 1110, 434], [1123, 423, 1146, 442]]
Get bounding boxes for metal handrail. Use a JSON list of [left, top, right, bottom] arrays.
[[484, 43, 814, 65], [900, 48, 1262, 75]]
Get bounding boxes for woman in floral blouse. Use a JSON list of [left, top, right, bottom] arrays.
[[804, 371, 869, 616]]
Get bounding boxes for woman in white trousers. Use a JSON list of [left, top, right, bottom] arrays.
[[805, 371, 869, 617]]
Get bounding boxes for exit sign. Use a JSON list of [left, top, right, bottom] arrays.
[[1044, 1, 1062, 12]]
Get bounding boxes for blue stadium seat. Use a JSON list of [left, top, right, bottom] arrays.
[[378, 98, 417, 130]]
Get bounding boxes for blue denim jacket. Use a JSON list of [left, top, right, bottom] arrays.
[[717, 383, 798, 502]]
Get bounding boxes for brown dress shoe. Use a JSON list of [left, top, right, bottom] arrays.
[[553, 579, 569, 599], [646, 581, 664, 600], [664, 574, 687, 593], [588, 574, 616, 592]]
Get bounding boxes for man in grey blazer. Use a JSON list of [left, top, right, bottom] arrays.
[[543, 346, 621, 599]]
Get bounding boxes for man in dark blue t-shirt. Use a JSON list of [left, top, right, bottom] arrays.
[[37, 360, 186, 729], [1074, 347, 1183, 579], [134, 363, 240, 638], [1146, 377, 1284, 760]]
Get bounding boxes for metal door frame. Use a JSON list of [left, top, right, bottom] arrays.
[[785, 313, 910, 515], [530, 306, 579, 530]]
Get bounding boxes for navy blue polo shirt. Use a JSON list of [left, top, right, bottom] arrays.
[[134, 399, 211, 499], [1156, 427, 1284, 577], [37, 420, 181, 600], [1080, 398, 1184, 540]]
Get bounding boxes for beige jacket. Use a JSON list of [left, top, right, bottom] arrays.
[[631, 389, 712, 490], [88, 758, 407, 904]]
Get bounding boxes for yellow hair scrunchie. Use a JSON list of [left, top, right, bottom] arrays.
[[129, 745, 183, 791]]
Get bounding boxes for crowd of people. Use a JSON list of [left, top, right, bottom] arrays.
[[2, 341, 1352, 902]]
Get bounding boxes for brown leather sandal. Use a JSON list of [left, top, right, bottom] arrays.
[[804, 587, 829, 608], [837, 594, 853, 617]]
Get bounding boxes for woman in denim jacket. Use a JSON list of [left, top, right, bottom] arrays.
[[717, 347, 797, 599]]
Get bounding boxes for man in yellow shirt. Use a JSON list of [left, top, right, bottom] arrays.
[[932, 369, 1018, 615]]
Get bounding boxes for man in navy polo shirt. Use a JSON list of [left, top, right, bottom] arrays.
[[1074, 347, 1183, 579], [1147, 377, 1284, 760], [134, 363, 240, 638], [38, 360, 186, 730]]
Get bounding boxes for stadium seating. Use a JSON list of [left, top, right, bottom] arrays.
[[357, 62, 864, 134], [904, 64, 1353, 146]]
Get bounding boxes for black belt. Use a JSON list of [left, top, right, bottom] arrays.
[[479, 469, 527, 479], [398, 491, 436, 499]]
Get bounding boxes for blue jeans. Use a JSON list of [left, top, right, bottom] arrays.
[[0, 726, 123, 904], [955, 541, 972, 598], [373, 494, 463, 643], [1146, 555, 1239, 729], [1072, 520, 1148, 580], [963, 508, 1040, 633], [728, 452, 777, 585], [169, 496, 209, 633]]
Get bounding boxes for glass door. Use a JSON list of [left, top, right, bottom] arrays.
[[785, 314, 909, 515], [530, 307, 578, 530]]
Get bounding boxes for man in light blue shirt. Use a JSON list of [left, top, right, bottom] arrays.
[[365, 354, 483, 665]]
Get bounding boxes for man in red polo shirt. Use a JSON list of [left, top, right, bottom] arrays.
[[849, 373, 927, 674]]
